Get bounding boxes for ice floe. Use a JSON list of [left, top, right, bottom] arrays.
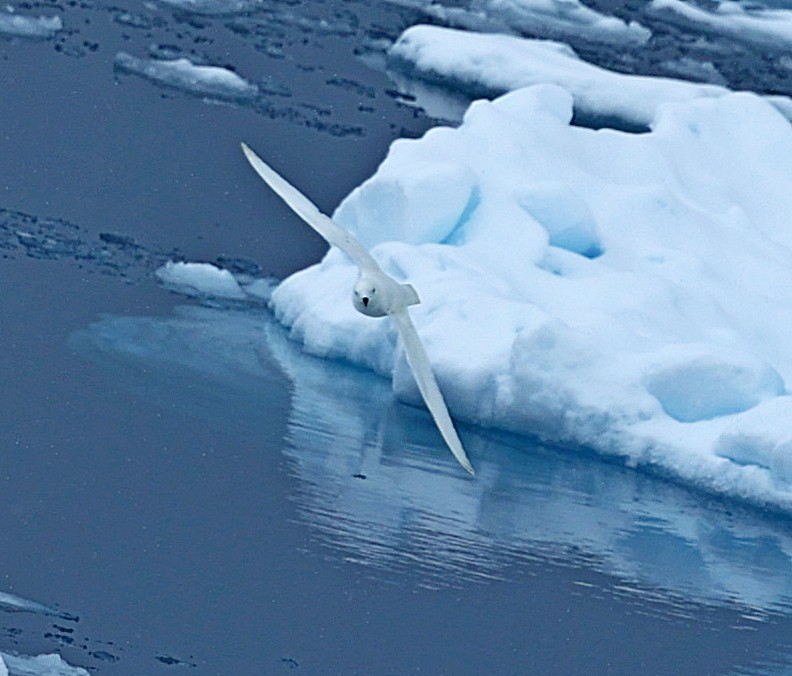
[[387, 24, 792, 129], [384, 0, 650, 45], [113, 52, 259, 103], [651, 0, 792, 50]]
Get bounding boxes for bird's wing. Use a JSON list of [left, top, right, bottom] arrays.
[[389, 308, 475, 475], [241, 143, 381, 273]]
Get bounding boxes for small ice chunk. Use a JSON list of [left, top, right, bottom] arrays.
[[156, 261, 247, 299], [0, 652, 89, 676], [0, 591, 77, 621], [156, 0, 261, 15], [114, 52, 258, 102], [0, 12, 61, 38]]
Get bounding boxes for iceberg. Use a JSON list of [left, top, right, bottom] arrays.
[[266, 82, 792, 510], [387, 25, 792, 129]]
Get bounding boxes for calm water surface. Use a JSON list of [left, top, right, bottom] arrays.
[[4, 0, 792, 673]]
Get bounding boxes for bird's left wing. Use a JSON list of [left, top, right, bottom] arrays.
[[389, 308, 475, 476], [241, 143, 381, 273]]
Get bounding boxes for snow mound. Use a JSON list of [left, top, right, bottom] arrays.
[[268, 83, 792, 509]]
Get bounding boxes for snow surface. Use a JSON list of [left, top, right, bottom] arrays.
[[257, 82, 792, 510], [0, 12, 61, 38], [113, 53, 258, 103], [384, 0, 650, 45], [388, 25, 792, 129], [651, 0, 792, 50]]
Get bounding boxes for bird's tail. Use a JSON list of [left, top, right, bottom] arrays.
[[401, 283, 420, 307]]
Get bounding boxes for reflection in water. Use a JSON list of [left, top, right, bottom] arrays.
[[74, 302, 792, 624]]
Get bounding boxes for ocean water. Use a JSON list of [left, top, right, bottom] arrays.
[[4, 0, 792, 673]]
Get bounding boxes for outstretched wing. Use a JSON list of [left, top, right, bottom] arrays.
[[389, 308, 475, 476], [241, 143, 380, 273]]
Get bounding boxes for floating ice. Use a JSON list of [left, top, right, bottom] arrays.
[[0, 591, 77, 622], [113, 53, 259, 103], [267, 83, 792, 509], [155, 0, 261, 15], [651, 0, 792, 50], [0, 652, 89, 676], [156, 261, 247, 300], [0, 12, 61, 38], [384, 0, 650, 44], [388, 25, 792, 129]]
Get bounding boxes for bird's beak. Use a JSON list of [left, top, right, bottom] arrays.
[[362, 297, 369, 307]]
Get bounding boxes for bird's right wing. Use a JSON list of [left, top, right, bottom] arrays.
[[241, 143, 381, 273], [390, 308, 475, 476]]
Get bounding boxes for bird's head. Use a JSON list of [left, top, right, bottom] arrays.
[[353, 275, 387, 317]]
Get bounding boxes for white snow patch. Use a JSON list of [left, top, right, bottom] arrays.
[[269, 83, 792, 509], [388, 25, 792, 128], [114, 53, 258, 102], [0, 12, 61, 38], [157, 261, 247, 299]]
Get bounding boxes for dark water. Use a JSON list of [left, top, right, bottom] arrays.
[[4, 0, 792, 673]]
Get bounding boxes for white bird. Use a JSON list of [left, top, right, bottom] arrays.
[[241, 142, 475, 476]]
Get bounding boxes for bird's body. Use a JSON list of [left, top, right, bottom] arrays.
[[353, 272, 420, 318], [241, 142, 475, 476]]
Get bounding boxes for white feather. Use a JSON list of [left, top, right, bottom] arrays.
[[241, 142, 475, 476]]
